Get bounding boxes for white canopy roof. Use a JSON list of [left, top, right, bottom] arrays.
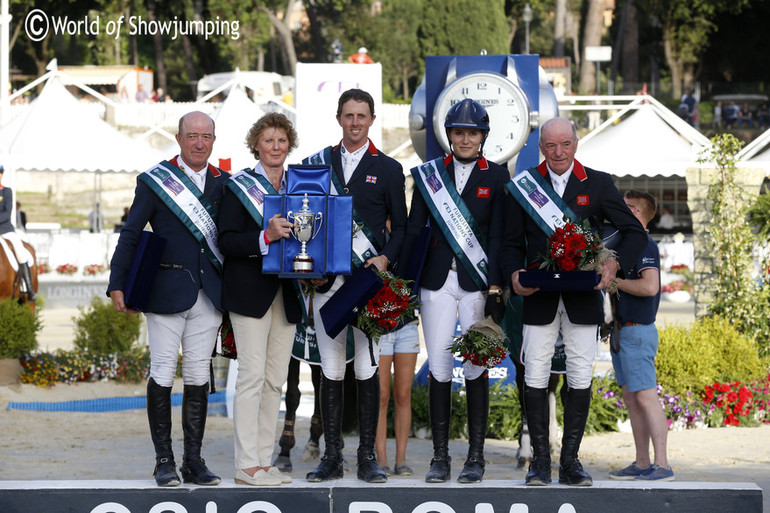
[[575, 98, 711, 178], [0, 75, 164, 173], [208, 85, 268, 172]]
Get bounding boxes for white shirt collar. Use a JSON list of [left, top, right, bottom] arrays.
[[177, 155, 208, 190], [547, 162, 574, 186]]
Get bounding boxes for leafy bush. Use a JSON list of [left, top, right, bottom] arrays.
[[657, 316, 769, 396], [73, 297, 142, 354], [0, 298, 41, 359]]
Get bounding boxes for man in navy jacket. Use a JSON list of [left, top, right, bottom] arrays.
[[108, 111, 228, 487], [502, 117, 647, 487]]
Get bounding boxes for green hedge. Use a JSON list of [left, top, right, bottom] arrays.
[[0, 298, 41, 359], [73, 297, 142, 354]]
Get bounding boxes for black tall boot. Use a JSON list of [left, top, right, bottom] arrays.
[[146, 378, 180, 487], [274, 358, 300, 471], [306, 376, 344, 482], [559, 385, 593, 486], [458, 372, 489, 483], [523, 386, 552, 486], [18, 263, 37, 302], [180, 384, 221, 485], [356, 371, 387, 483], [425, 375, 452, 483]]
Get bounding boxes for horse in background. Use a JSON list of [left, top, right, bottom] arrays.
[[0, 237, 38, 306]]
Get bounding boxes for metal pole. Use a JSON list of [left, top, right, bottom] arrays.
[[0, 0, 10, 126]]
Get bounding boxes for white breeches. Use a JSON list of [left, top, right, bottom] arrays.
[[313, 277, 379, 381], [419, 270, 486, 383], [145, 289, 221, 387], [522, 297, 598, 390], [1, 231, 33, 266]]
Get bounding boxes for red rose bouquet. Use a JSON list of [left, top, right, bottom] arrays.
[[539, 217, 615, 272], [356, 270, 416, 344], [450, 317, 508, 369]]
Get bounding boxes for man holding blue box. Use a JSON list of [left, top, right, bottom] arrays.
[[303, 89, 407, 484], [108, 111, 228, 487], [502, 117, 646, 487]]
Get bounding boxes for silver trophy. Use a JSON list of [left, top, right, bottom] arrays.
[[286, 193, 324, 273]]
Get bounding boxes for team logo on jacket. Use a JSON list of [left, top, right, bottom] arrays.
[[577, 195, 589, 205], [366, 175, 377, 184], [477, 187, 490, 198]]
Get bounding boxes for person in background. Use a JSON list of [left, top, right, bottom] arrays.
[[348, 47, 375, 64], [108, 111, 227, 487], [608, 190, 674, 482], [0, 166, 36, 300], [738, 102, 753, 128], [375, 320, 420, 476], [218, 112, 302, 487], [89, 202, 104, 233], [712, 101, 722, 129], [15, 201, 26, 231]]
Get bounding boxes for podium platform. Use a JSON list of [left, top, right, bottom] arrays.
[[0, 479, 762, 513]]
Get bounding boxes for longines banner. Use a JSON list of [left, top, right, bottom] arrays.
[[0, 481, 762, 513]]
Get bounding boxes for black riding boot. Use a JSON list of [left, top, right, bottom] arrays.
[[306, 376, 344, 482], [180, 383, 221, 485], [425, 375, 452, 483], [356, 371, 387, 483], [458, 372, 489, 483], [146, 378, 180, 487], [18, 263, 37, 302], [559, 385, 593, 486], [524, 386, 552, 486], [274, 358, 300, 471]]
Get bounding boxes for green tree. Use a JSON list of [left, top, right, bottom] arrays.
[[699, 134, 770, 356], [638, 0, 749, 99], [418, 0, 508, 58]]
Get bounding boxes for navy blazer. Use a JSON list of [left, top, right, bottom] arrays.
[[400, 155, 509, 292], [501, 160, 647, 325], [107, 157, 229, 314], [217, 184, 302, 322], [0, 186, 14, 235]]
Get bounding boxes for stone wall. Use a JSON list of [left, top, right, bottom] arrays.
[[686, 166, 766, 318]]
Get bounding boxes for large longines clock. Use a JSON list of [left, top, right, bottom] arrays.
[[411, 54, 558, 173]]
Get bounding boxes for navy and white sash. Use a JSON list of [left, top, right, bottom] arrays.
[[138, 160, 223, 272], [411, 157, 489, 289]]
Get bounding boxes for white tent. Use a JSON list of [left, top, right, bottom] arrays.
[[576, 97, 711, 177], [737, 128, 770, 173], [0, 75, 164, 174]]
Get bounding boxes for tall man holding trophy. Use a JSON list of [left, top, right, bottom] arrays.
[[303, 88, 408, 484]]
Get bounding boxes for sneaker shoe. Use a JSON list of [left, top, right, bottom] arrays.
[[394, 464, 414, 476], [609, 462, 652, 480], [636, 464, 675, 481]]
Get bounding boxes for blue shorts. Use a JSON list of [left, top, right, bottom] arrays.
[[379, 323, 420, 356], [611, 324, 659, 392]]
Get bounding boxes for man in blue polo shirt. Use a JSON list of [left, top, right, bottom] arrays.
[[608, 190, 674, 482]]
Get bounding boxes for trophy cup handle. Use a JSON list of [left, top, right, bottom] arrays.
[[313, 212, 324, 239]]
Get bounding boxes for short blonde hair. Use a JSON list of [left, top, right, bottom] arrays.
[[245, 112, 298, 160]]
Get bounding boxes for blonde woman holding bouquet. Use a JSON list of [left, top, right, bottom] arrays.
[[399, 99, 509, 484]]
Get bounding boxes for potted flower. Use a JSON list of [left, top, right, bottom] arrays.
[[0, 298, 42, 386], [56, 263, 78, 275]]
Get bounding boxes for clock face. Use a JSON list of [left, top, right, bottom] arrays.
[[432, 72, 531, 164]]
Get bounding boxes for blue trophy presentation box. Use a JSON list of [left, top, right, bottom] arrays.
[[124, 230, 167, 311], [518, 270, 599, 291], [262, 165, 353, 279], [319, 265, 384, 339]]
